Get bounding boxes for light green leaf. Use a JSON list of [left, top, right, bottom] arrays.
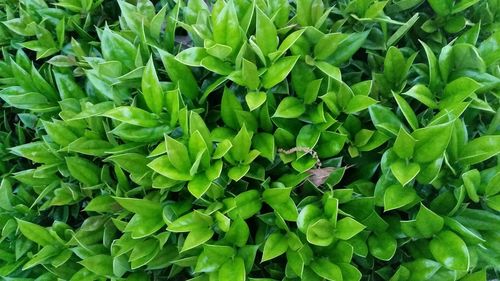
[[142, 57, 163, 114], [412, 122, 453, 163], [262, 56, 299, 89], [335, 217, 366, 240], [165, 136, 191, 172], [256, 8, 277, 56], [390, 161, 420, 186], [262, 232, 289, 262], [458, 136, 500, 165], [219, 257, 246, 281], [273, 97, 306, 118], [393, 128, 415, 159], [368, 232, 397, 261], [384, 184, 419, 211]]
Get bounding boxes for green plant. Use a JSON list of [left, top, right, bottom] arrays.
[[0, 0, 499, 280]]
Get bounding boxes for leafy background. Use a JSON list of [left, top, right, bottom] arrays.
[[0, 0, 499, 280]]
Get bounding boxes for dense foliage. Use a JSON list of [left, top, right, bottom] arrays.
[[0, 0, 499, 280]]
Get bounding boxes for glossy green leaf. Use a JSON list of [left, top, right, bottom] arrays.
[[384, 184, 419, 211], [262, 56, 299, 89], [273, 97, 306, 118], [368, 232, 397, 261], [335, 217, 366, 240], [458, 136, 500, 165], [412, 122, 453, 163], [390, 161, 420, 186], [310, 258, 343, 281], [262, 232, 288, 262], [416, 204, 444, 238], [430, 231, 470, 270], [142, 58, 163, 114]]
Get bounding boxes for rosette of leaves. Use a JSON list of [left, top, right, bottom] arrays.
[[0, 0, 499, 280]]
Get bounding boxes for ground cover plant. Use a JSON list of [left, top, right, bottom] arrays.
[[0, 0, 499, 280]]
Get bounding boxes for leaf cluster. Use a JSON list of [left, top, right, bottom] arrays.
[[0, 0, 499, 280]]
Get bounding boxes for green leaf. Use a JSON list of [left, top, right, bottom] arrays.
[[273, 97, 306, 118], [103, 106, 161, 127], [328, 31, 370, 66], [440, 77, 481, 109], [212, 0, 242, 55], [262, 56, 300, 89], [402, 84, 438, 109], [269, 29, 305, 61], [458, 135, 500, 165], [125, 214, 165, 239], [23, 245, 59, 270], [459, 270, 487, 281], [335, 217, 366, 240], [242, 59, 260, 90], [66, 157, 100, 186], [253, 132, 275, 161], [390, 161, 420, 186], [310, 258, 343, 281], [412, 122, 453, 163], [315, 61, 342, 80], [416, 204, 444, 238], [486, 195, 500, 211], [195, 244, 234, 273], [462, 169, 480, 203], [176, 47, 208, 66], [66, 137, 113, 157], [420, 41, 441, 91], [387, 13, 419, 46], [142, 57, 163, 114], [384, 184, 419, 211], [345, 95, 378, 114], [384, 47, 406, 85], [165, 135, 191, 172], [224, 217, 250, 247], [297, 204, 322, 233], [79, 255, 114, 277], [368, 232, 397, 261], [168, 211, 212, 232], [221, 87, 243, 129], [393, 93, 419, 130], [10, 142, 60, 164], [219, 257, 246, 281], [428, 0, 453, 16], [262, 232, 288, 262], [84, 195, 120, 213], [369, 104, 404, 136], [16, 220, 56, 246], [113, 197, 161, 216], [317, 132, 347, 158], [188, 174, 212, 198], [393, 128, 415, 159], [455, 208, 500, 230], [314, 33, 348, 61], [42, 120, 78, 146], [158, 49, 199, 100], [53, 71, 85, 99], [404, 259, 441, 281], [307, 219, 335, 246], [182, 227, 214, 252], [339, 263, 362, 281], [230, 125, 252, 162], [430, 231, 470, 270], [230, 190, 262, 219], [101, 27, 136, 70], [256, 8, 278, 56]]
